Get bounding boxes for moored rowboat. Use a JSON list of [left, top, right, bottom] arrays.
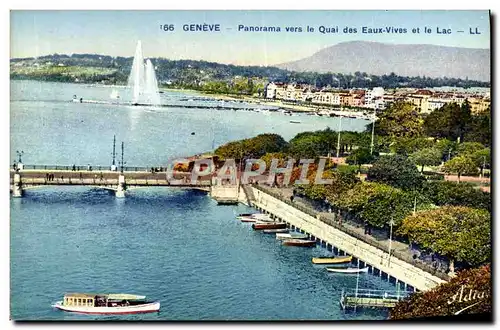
[[276, 232, 308, 240], [311, 256, 353, 264], [326, 267, 369, 274], [262, 228, 289, 234], [282, 239, 316, 247], [252, 222, 287, 230], [239, 214, 274, 223], [52, 293, 160, 315]]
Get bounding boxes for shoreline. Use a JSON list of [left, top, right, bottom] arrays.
[[11, 78, 370, 115]]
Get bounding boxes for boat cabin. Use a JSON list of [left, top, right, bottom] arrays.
[[63, 293, 95, 307], [62, 293, 147, 307]]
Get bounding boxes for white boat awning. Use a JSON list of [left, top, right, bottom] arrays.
[[107, 294, 146, 301]]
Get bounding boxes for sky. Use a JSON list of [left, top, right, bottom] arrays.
[[10, 10, 491, 66]]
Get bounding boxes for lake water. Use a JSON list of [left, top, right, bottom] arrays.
[[10, 80, 393, 320]]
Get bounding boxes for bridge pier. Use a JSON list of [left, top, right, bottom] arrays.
[[115, 174, 126, 198], [12, 173, 23, 197]]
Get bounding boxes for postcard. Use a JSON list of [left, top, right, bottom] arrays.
[[9, 10, 491, 321]]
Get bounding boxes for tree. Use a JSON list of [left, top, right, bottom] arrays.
[[389, 264, 491, 320], [464, 110, 491, 146], [410, 147, 443, 172], [375, 101, 424, 138], [443, 155, 478, 183], [422, 181, 491, 212], [214, 133, 288, 159], [345, 147, 376, 170], [424, 102, 471, 142], [397, 206, 491, 273], [260, 152, 288, 169], [367, 154, 423, 190], [391, 137, 435, 155], [471, 148, 490, 176], [456, 142, 485, 157]]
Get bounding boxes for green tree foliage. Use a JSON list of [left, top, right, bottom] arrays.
[[345, 147, 376, 170], [391, 137, 435, 155], [464, 110, 491, 146], [297, 170, 359, 202], [471, 148, 490, 175], [367, 154, 423, 190], [435, 139, 458, 162], [456, 142, 485, 156], [424, 101, 472, 142], [214, 133, 288, 159], [260, 152, 288, 169], [443, 155, 478, 182], [375, 102, 424, 138], [330, 182, 432, 228], [410, 147, 443, 172], [389, 264, 491, 320], [288, 133, 332, 158], [421, 181, 491, 212], [287, 129, 369, 159], [397, 206, 491, 270]]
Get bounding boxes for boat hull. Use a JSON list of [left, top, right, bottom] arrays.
[[52, 301, 160, 315], [252, 222, 287, 230], [262, 228, 289, 234], [276, 233, 308, 240], [326, 267, 369, 274], [312, 256, 353, 264], [282, 239, 316, 247]]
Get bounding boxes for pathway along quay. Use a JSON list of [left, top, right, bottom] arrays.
[[240, 184, 449, 293]]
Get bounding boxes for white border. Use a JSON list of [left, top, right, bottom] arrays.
[[2, 1, 497, 330]]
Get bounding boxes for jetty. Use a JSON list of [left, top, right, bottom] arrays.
[[339, 288, 412, 310]]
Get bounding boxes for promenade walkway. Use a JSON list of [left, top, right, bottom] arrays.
[[261, 185, 451, 281]]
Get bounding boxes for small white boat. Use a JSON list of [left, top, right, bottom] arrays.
[[239, 213, 274, 223], [52, 293, 160, 315], [276, 232, 308, 240], [110, 90, 120, 99], [326, 267, 369, 274]]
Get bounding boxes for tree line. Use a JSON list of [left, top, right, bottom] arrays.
[[11, 53, 490, 89]]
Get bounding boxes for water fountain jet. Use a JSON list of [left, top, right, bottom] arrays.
[[127, 41, 161, 106]]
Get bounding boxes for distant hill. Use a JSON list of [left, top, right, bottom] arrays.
[[277, 41, 490, 82], [10, 50, 490, 89]]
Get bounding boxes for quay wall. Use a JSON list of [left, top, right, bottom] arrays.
[[249, 186, 446, 292]]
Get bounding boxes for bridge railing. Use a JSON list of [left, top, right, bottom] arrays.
[[11, 165, 155, 172], [11, 177, 212, 187]]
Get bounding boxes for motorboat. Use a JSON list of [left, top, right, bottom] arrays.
[[252, 222, 287, 230], [276, 232, 308, 240], [239, 214, 274, 223], [52, 293, 160, 315], [326, 267, 369, 274], [289, 120, 301, 124], [262, 228, 289, 234], [282, 239, 316, 247], [311, 255, 353, 264]]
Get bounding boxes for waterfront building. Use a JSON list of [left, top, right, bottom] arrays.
[[265, 82, 286, 99], [469, 97, 491, 114]]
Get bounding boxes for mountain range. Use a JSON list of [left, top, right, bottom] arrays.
[[277, 41, 490, 82]]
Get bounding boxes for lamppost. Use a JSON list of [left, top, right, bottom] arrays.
[[388, 216, 394, 266], [336, 113, 342, 159], [119, 142, 126, 173], [370, 110, 376, 155], [16, 150, 24, 163]]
